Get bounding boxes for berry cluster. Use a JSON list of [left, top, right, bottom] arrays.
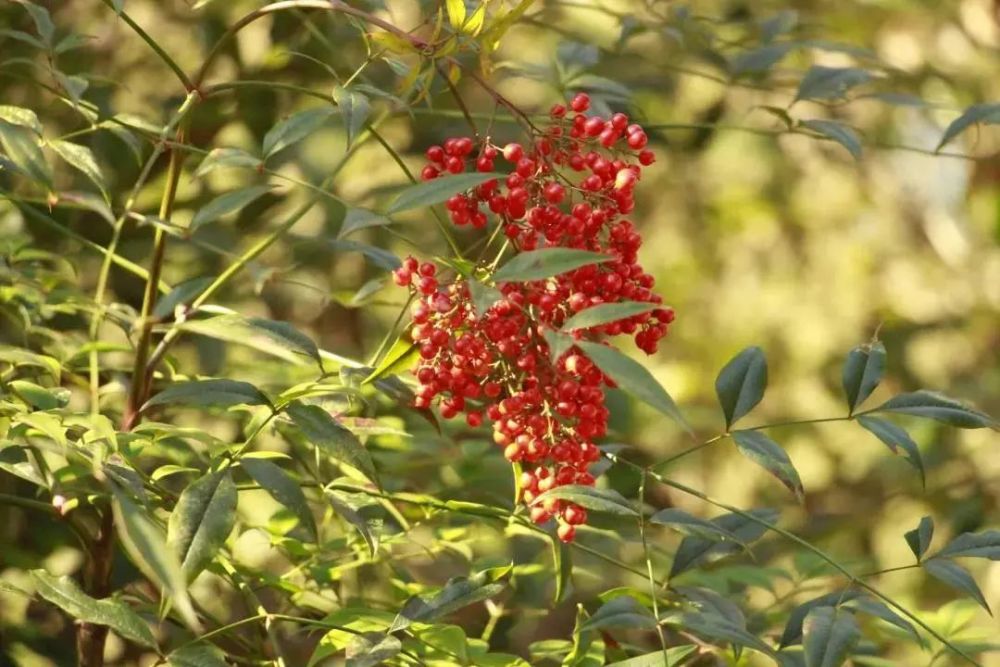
[[394, 93, 674, 542]]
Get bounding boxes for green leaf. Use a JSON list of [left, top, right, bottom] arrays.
[[715, 346, 767, 429], [605, 646, 697, 667], [873, 390, 994, 428], [934, 530, 1000, 561], [468, 278, 504, 318], [286, 401, 378, 485], [856, 416, 924, 485], [337, 207, 391, 239], [543, 329, 576, 364], [552, 535, 573, 605], [389, 565, 510, 632], [842, 342, 885, 413], [363, 337, 417, 384], [650, 508, 743, 544], [493, 248, 611, 283], [21, 1, 54, 44], [445, 0, 466, 28], [795, 66, 872, 101], [49, 139, 108, 200], [0, 444, 47, 487], [0, 119, 52, 187], [0, 105, 42, 134], [190, 184, 271, 230], [242, 458, 317, 542], [923, 559, 991, 614], [531, 484, 638, 516], [937, 103, 1000, 150], [9, 380, 67, 410], [194, 147, 262, 178], [386, 172, 501, 215], [262, 106, 336, 158], [677, 611, 775, 656], [670, 508, 779, 578], [328, 238, 401, 270], [346, 632, 402, 667], [580, 596, 655, 631], [576, 340, 690, 434], [333, 86, 371, 149], [167, 643, 230, 667], [167, 470, 237, 581], [180, 314, 323, 368], [153, 277, 214, 319], [800, 120, 862, 160], [803, 606, 860, 667], [780, 591, 861, 648], [30, 570, 157, 648], [844, 597, 921, 645], [731, 430, 804, 501], [904, 516, 934, 561], [325, 489, 380, 556], [143, 379, 271, 411], [111, 486, 199, 630], [561, 301, 658, 331], [730, 43, 795, 75]]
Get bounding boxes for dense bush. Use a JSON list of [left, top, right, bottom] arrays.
[[1, 1, 998, 666]]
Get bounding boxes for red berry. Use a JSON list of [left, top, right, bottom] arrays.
[[570, 92, 590, 113]]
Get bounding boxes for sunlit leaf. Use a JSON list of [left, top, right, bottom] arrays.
[[286, 401, 379, 485], [0, 119, 52, 187], [181, 314, 323, 368], [346, 632, 402, 667], [167, 643, 229, 667], [531, 484, 637, 516], [167, 469, 237, 581], [561, 301, 657, 331], [49, 139, 108, 200], [389, 565, 511, 632]]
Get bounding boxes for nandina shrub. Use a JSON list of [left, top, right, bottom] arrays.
[[0, 2, 998, 667]]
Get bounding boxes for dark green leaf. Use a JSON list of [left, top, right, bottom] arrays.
[[0, 444, 46, 487], [937, 103, 1000, 150], [842, 342, 885, 413], [30, 570, 156, 648], [153, 277, 214, 319], [143, 379, 271, 411], [531, 484, 637, 516], [389, 565, 511, 632], [561, 301, 658, 331], [904, 516, 934, 562], [715, 346, 767, 429], [21, 1, 54, 44], [779, 591, 861, 647], [844, 597, 921, 644], [325, 489, 380, 556], [730, 43, 795, 75], [800, 120, 861, 160], [241, 458, 317, 542], [194, 147, 262, 178], [111, 486, 198, 629], [873, 391, 994, 428], [650, 508, 743, 544], [542, 329, 576, 364], [337, 207, 391, 239], [795, 66, 872, 101], [856, 416, 924, 483], [552, 535, 573, 604], [190, 185, 271, 230], [923, 558, 991, 613], [678, 586, 747, 628], [168, 643, 229, 667], [346, 632, 402, 667], [49, 139, 107, 200], [333, 86, 371, 148], [671, 508, 779, 577], [386, 172, 501, 215], [181, 314, 323, 368], [327, 239, 401, 270], [677, 611, 775, 656], [577, 340, 690, 434], [0, 119, 52, 187], [262, 106, 336, 158], [167, 470, 237, 581], [493, 248, 611, 283], [934, 531, 1000, 561], [731, 430, 804, 501], [286, 401, 378, 485], [580, 596, 656, 631], [803, 606, 860, 667]]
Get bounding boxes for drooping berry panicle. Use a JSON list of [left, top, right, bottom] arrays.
[[393, 93, 675, 542]]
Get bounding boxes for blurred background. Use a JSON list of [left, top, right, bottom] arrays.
[[1, 0, 998, 665]]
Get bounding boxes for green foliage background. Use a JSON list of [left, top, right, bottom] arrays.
[[0, 0, 998, 666]]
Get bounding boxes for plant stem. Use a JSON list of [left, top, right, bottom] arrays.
[[638, 475, 672, 664], [76, 511, 115, 667]]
